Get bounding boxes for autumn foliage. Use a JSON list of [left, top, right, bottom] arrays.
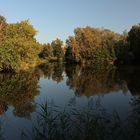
[[0, 15, 140, 72]]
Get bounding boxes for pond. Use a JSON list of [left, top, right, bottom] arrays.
[[0, 63, 140, 140]]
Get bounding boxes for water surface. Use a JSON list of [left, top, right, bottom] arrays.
[[0, 63, 140, 140]]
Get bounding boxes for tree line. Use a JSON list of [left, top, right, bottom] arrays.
[[0, 15, 140, 72]]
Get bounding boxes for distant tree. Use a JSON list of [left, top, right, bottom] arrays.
[[114, 30, 132, 64], [39, 43, 53, 59], [51, 38, 64, 60], [65, 36, 80, 63], [128, 24, 140, 61]]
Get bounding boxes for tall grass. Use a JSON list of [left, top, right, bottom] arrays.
[[22, 97, 140, 140]]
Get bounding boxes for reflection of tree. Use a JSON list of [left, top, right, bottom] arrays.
[[118, 66, 140, 95], [38, 62, 64, 83], [52, 62, 64, 83], [0, 99, 8, 115], [38, 63, 54, 79], [0, 71, 40, 118], [65, 65, 127, 97], [0, 62, 65, 118]]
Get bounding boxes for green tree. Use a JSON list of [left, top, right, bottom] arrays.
[[65, 26, 119, 64], [128, 24, 140, 61], [51, 38, 64, 60], [0, 17, 40, 71], [114, 31, 131, 64], [65, 36, 80, 63], [39, 43, 53, 59], [5, 20, 39, 62], [0, 41, 20, 71]]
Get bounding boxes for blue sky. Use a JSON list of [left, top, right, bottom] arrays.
[[0, 0, 140, 43]]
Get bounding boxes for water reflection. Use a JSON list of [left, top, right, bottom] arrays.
[[0, 63, 140, 139], [0, 63, 140, 117], [0, 70, 40, 118], [36, 63, 140, 98], [38, 62, 64, 82], [22, 97, 140, 140], [117, 66, 140, 95], [65, 64, 128, 96]]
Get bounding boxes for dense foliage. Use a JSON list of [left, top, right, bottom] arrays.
[[114, 24, 140, 64], [65, 27, 119, 64], [39, 43, 53, 59], [114, 31, 130, 63], [1, 15, 140, 72], [128, 24, 140, 61], [0, 16, 39, 71], [65, 24, 140, 65], [39, 38, 64, 62], [51, 38, 64, 60]]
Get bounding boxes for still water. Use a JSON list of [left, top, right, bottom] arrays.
[[0, 63, 140, 140]]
